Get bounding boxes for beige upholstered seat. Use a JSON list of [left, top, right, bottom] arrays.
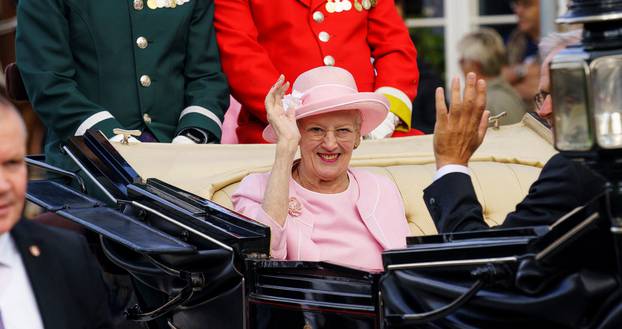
[[211, 162, 541, 236], [114, 115, 555, 236]]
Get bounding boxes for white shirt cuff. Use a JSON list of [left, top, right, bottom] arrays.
[[434, 164, 470, 181], [75, 111, 114, 136], [179, 105, 223, 129], [171, 135, 196, 144]]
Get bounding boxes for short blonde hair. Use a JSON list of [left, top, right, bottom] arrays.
[[458, 28, 507, 76]]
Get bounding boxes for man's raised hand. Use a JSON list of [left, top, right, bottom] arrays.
[[433, 72, 489, 169]]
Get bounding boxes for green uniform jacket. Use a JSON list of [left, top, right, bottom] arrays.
[[16, 0, 229, 170]]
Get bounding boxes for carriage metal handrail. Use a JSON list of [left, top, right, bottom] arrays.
[[26, 154, 87, 193]]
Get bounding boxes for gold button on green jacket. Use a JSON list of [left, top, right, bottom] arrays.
[[16, 0, 229, 170]]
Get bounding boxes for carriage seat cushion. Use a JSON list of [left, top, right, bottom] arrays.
[[113, 118, 555, 237], [211, 161, 541, 236]]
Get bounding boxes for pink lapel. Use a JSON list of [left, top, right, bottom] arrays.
[[287, 180, 319, 260], [288, 180, 314, 228], [350, 169, 393, 249]]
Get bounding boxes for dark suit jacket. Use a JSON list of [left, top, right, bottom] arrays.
[[10, 219, 112, 329], [423, 153, 606, 233]]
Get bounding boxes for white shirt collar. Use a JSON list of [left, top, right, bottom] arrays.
[[0, 232, 15, 268], [0, 231, 46, 329]]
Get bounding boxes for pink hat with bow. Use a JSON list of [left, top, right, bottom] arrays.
[[262, 66, 389, 143]]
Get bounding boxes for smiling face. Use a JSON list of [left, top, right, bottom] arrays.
[[296, 110, 361, 192], [0, 104, 27, 234]]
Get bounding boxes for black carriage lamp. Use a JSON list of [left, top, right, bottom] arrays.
[[551, 0, 622, 271], [551, 0, 622, 165]]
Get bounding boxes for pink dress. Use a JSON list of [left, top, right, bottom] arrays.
[[232, 168, 411, 270]]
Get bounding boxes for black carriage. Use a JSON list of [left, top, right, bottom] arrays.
[[25, 130, 622, 329]]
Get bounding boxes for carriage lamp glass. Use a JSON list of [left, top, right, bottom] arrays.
[[591, 56, 622, 149], [551, 60, 593, 151]]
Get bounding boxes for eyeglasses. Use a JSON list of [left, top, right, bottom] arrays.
[[533, 90, 550, 111], [303, 126, 356, 141]]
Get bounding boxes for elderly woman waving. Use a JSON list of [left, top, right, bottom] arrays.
[[232, 67, 410, 270]]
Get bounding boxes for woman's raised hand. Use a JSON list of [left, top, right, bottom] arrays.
[[262, 76, 299, 225], [265, 75, 301, 147]]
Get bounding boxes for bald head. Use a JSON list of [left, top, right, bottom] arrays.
[[0, 97, 27, 142]]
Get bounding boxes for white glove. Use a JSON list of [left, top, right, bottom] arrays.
[[171, 135, 197, 144], [109, 134, 141, 143], [364, 112, 400, 140]]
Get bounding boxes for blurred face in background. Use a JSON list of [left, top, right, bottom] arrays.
[[0, 105, 27, 234], [512, 0, 540, 38], [459, 58, 481, 78]]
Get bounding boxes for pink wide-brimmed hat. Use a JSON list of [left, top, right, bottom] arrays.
[[262, 66, 389, 143]]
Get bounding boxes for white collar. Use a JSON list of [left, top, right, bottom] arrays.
[[0, 232, 18, 268]]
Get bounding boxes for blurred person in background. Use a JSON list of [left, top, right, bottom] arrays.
[[458, 28, 526, 124], [503, 0, 541, 106], [214, 0, 420, 143], [0, 97, 112, 329]]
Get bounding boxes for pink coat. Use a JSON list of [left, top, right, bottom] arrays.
[[232, 168, 411, 269]]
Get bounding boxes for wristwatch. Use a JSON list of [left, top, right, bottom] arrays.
[[177, 127, 216, 144]]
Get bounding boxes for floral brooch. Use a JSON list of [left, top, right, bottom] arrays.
[[288, 197, 302, 217]]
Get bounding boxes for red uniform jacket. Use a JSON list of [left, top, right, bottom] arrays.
[[215, 0, 419, 143]]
